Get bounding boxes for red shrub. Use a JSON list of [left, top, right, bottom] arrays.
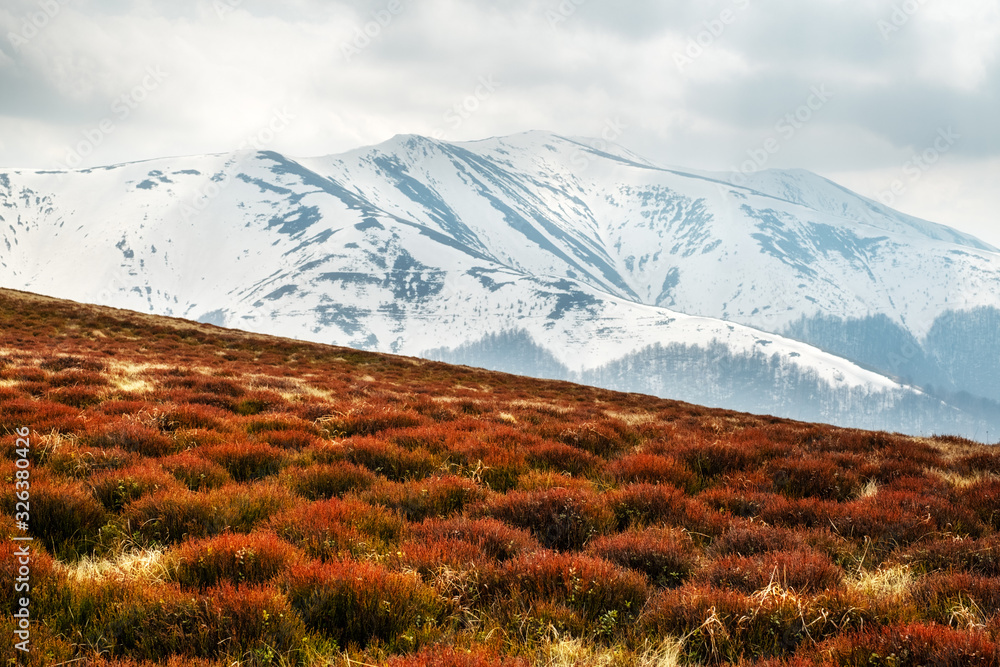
[[516, 470, 594, 492], [912, 572, 1000, 623], [399, 537, 489, 575], [292, 400, 337, 422], [525, 441, 602, 476], [482, 487, 613, 551], [585, 526, 697, 587], [883, 474, 952, 497], [199, 583, 306, 659], [84, 420, 177, 457], [476, 447, 529, 492], [199, 441, 286, 481], [0, 397, 83, 434], [363, 475, 488, 521], [46, 385, 104, 408], [17, 481, 107, 557], [711, 522, 803, 557], [759, 494, 841, 530], [45, 444, 139, 478], [556, 419, 640, 457], [0, 540, 59, 610], [672, 440, 757, 480], [768, 454, 860, 501], [898, 536, 1000, 576], [98, 399, 154, 416], [17, 380, 48, 397], [963, 480, 1000, 530], [833, 490, 982, 548], [491, 551, 649, 622], [702, 549, 843, 593], [387, 424, 456, 453], [174, 390, 236, 412], [605, 483, 686, 528], [2, 366, 46, 381], [860, 456, 930, 484], [954, 451, 1000, 476], [605, 483, 726, 537], [231, 389, 287, 416], [82, 579, 305, 659], [282, 559, 440, 648], [209, 481, 297, 533], [47, 369, 108, 387], [321, 404, 423, 437], [477, 423, 543, 450], [607, 452, 696, 490], [383, 646, 529, 667], [161, 404, 227, 431], [259, 428, 319, 450], [641, 578, 837, 662], [824, 622, 1000, 667], [297, 441, 348, 465], [286, 461, 377, 499], [408, 517, 539, 562], [123, 488, 228, 544], [699, 487, 769, 519], [124, 481, 294, 545], [743, 658, 816, 667], [170, 531, 303, 588], [162, 373, 244, 396], [343, 436, 438, 481], [243, 416, 313, 435], [270, 497, 403, 559], [160, 452, 231, 490], [408, 399, 461, 423], [39, 355, 104, 372], [88, 462, 179, 510], [640, 584, 751, 662]]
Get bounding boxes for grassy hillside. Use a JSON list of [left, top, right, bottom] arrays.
[[2, 287, 1000, 666]]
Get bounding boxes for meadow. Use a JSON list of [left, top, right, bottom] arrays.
[[2, 287, 1000, 666]]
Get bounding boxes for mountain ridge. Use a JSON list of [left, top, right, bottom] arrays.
[[2, 131, 998, 439]]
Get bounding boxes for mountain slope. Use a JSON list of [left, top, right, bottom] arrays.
[[4, 287, 1000, 665], [1, 132, 998, 439]]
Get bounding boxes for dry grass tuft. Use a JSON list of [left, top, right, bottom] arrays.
[[60, 547, 171, 583]]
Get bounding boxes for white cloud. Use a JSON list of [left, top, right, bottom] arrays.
[[0, 0, 997, 241]]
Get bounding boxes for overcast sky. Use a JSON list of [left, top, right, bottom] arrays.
[[1, 0, 998, 246]]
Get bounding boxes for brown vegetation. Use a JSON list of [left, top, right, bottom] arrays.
[[2, 287, 1000, 665]]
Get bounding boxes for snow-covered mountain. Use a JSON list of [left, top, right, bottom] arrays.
[[2, 131, 998, 439]]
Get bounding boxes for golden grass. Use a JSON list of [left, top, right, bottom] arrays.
[[59, 547, 171, 584], [541, 637, 685, 667], [846, 564, 914, 603], [858, 478, 880, 498]]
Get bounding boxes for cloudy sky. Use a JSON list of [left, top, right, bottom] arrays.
[[2, 0, 998, 245]]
